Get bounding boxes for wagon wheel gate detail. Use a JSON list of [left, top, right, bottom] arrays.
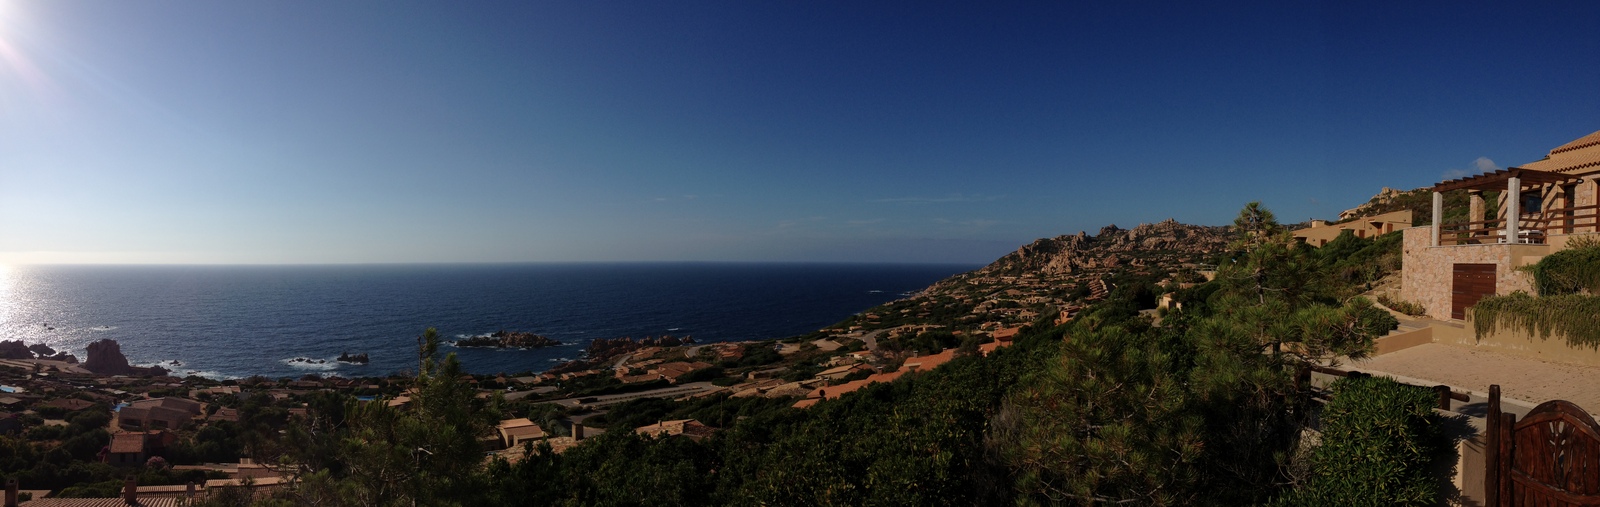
[[1487, 385, 1600, 506]]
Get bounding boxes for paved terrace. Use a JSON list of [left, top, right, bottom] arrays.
[[1349, 342, 1600, 418]]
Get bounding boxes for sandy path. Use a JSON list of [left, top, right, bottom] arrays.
[[1352, 343, 1600, 411]]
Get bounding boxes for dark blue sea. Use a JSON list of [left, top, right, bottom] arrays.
[[0, 263, 974, 379]]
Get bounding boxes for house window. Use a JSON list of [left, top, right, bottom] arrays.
[[1523, 193, 1542, 214]]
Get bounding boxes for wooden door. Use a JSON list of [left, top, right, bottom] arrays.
[[1452, 263, 1497, 320]]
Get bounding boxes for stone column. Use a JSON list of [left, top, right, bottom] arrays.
[[1468, 190, 1484, 235], [1580, 176, 1593, 231], [1432, 191, 1443, 247], [1506, 177, 1521, 243]]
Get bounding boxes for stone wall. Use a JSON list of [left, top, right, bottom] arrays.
[[1433, 318, 1600, 367], [1400, 227, 1543, 320]]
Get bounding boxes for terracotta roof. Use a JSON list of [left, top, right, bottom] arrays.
[[978, 341, 1006, 356], [502, 425, 546, 440], [205, 476, 287, 488], [1550, 129, 1600, 155], [118, 407, 149, 422], [109, 432, 145, 454], [144, 406, 194, 426], [497, 418, 538, 430], [1519, 129, 1600, 176], [816, 364, 858, 377], [130, 398, 202, 416], [38, 399, 98, 411], [21, 499, 183, 507], [207, 407, 239, 422], [902, 348, 958, 372], [802, 369, 908, 403], [135, 484, 197, 497]]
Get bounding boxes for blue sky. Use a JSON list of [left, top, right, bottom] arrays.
[[1, 1, 1597, 264]]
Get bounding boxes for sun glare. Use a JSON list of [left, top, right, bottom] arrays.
[[0, 264, 13, 327], [0, 2, 50, 92]]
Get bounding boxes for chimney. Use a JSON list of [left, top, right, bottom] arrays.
[[123, 476, 136, 505], [572, 422, 585, 441], [7, 478, 18, 507], [186, 481, 196, 498]]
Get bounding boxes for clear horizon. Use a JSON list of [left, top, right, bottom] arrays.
[[3, 1, 1597, 265]]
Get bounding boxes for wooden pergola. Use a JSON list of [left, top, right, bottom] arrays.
[[1430, 168, 1585, 246]]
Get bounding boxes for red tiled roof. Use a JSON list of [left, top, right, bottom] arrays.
[[109, 432, 145, 454], [1521, 129, 1600, 175], [1551, 129, 1600, 155], [22, 499, 183, 507], [902, 348, 957, 372], [38, 399, 98, 411], [208, 407, 240, 422], [130, 398, 201, 416]]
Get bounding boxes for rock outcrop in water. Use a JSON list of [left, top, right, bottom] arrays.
[[453, 330, 561, 349], [0, 340, 78, 363], [0, 341, 32, 360], [337, 351, 370, 364], [83, 339, 168, 376]]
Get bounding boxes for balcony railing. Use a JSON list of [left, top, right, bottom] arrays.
[[1437, 203, 1600, 245]]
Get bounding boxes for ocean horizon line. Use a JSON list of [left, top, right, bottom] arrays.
[[5, 260, 987, 268]]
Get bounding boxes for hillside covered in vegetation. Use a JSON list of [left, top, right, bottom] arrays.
[[128, 204, 1436, 506]]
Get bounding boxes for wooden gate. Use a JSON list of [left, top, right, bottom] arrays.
[[1452, 263, 1497, 320], [1486, 385, 1600, 506]]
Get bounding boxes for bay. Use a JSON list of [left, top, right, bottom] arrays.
[[0, 263, 973, 379]]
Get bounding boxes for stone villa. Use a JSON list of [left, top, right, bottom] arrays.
[[1401, 128, 1600, 320]]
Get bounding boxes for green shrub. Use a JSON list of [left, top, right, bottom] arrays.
[[676, 366, 725, 383], [1525, 235, 1600, 296], [1376, 294, 1426, 317], [1275, 376, 1444, 507], [56, 479, 124, 498], [34, 405, 67, 420]]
